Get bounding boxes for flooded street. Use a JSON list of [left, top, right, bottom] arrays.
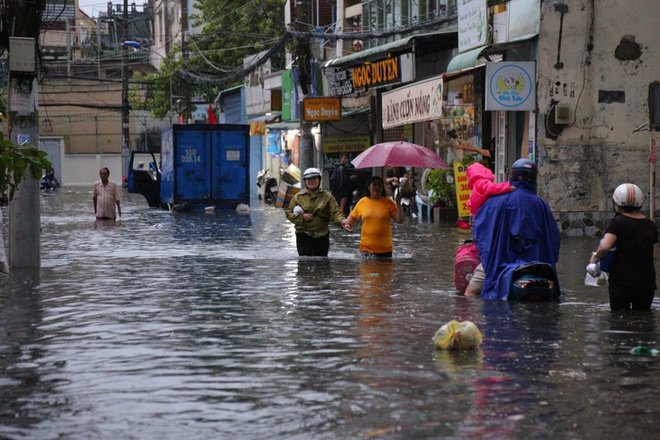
[[1, 187, 659, 439]]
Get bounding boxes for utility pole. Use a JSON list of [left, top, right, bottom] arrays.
[[296, 0, 314, 184], [6, 0, 43, 269], [121, 0, 131, 182], [180, 0, 191, 122]]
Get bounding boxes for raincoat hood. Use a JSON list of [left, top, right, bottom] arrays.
[[466, 162, 494, 190]]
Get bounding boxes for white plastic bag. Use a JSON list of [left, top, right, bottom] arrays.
[[584, 271, 608, 287]]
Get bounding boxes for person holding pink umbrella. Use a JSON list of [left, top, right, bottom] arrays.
[[342, 176, 405, 259]]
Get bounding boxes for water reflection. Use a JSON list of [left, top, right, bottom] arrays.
[[0, 188, 658, 439], [0, 269, 45, 432]]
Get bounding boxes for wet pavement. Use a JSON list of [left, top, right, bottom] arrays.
[[1, 187, 658, 439]]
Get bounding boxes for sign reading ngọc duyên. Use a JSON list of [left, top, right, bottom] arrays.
[[351, 54, 402, 91], [302, 97, 342, 122], [454, 163, 471, 218], [321, 136, 371, 153]]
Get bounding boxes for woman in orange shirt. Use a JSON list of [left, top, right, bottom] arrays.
[[342, 176, 404, 258]]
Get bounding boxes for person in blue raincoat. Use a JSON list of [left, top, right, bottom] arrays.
[[467, 159, 561, 300]]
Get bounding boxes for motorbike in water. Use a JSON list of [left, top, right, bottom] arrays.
[[256, 169, 278, 204], [40, 172, 60, 191], [453, 236, 560, 301]]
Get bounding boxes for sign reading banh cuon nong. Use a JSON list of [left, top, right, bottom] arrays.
[[381, 76, 443, 130], [485, 62, 536, 111]]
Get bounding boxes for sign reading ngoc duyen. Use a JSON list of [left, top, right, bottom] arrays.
[[381, 76, 443, 130], [302, 97, 342, 122]]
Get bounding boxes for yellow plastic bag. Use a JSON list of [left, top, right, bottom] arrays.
[[433, 320, 483, 350]]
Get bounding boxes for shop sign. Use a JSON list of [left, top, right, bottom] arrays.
[[321, 135, 371, 153], [352, 54, 401, 91], [454, 163, 471, 218], [244, 51, 271, 116], [326, 67, 355, 96], [508, 0, 540, 41], [381, 76, 443, 130], [485, 62, 536, 111], [458, 0, 488, 53], [302, 97, 342, 122]]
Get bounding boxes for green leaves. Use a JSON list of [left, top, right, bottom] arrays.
[[0, 132, 52, 201]]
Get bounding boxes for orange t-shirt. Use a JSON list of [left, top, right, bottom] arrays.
[[349, 197, 398, 253]]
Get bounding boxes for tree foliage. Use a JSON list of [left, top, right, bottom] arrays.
[[131, 55, 184, 119], [132, 0, 287, 118], [427, 155, 483, 206], [0, 132, 52, 201], [191, 0, 287, 75]]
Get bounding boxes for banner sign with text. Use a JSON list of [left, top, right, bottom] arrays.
[[458, 0, 488, 53], [302, 97, 342, 122], [381, 75, 443, 130], [351, 54, 402, 91], [321, 135, 371, 154], [454, 163, 471, 218]]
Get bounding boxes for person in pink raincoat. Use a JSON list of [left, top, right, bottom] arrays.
[[466, 162, 514, 218]]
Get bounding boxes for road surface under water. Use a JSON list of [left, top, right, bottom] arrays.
[[1, 188, 658, 439]]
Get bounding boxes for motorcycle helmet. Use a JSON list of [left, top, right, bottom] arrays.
[[612, 183, 643, 208], [303, 167, 322, 180], [510, 158, 537, 184]]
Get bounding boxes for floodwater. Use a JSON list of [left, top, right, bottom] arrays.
[[1, 187, 658, 439]]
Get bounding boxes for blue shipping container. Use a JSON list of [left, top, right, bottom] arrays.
[[160, 124, 250, 210]]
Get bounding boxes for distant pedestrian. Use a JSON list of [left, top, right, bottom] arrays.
[[590, 183, 657, 311], [384, 166, 407, 199], [286, 168, 350, 256], [93, 167, 121, 220], [342, 176, 404, 259], [329, 152, 355, 216]]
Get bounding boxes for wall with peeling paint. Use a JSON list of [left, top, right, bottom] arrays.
[[536, 0, 659, 234]]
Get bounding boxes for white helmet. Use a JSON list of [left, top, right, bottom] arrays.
[[612, 183, 643, 208], [303, 167, 322, 180]]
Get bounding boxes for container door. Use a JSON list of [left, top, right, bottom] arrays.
[[211, 126, 249, 203], [175, 127, 211, 202]]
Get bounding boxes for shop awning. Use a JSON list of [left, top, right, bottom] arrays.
[[323, 37, 416, 69], [323, 27, 457, 69], [267, 121, 300, 130], [446, 45, 491, 73], [342, 106, 370, 117], [248, 112, 282, 135], [446, 36, 538, 74], [247, 111, 282, 123]]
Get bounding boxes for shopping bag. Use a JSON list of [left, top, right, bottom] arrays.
[[433, 320, 483, 350]]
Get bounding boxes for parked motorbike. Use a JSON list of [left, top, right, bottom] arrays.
[[453, 239, 559, 301], [40, 172, 60, 191], [256, 169, 278, 204]]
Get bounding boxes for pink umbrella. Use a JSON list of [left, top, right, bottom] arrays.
[[351, 140, 450, 169]]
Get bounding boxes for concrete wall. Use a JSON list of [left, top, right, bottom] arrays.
[[61, 154, 122, 187], [537, 0, 659, 222]]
